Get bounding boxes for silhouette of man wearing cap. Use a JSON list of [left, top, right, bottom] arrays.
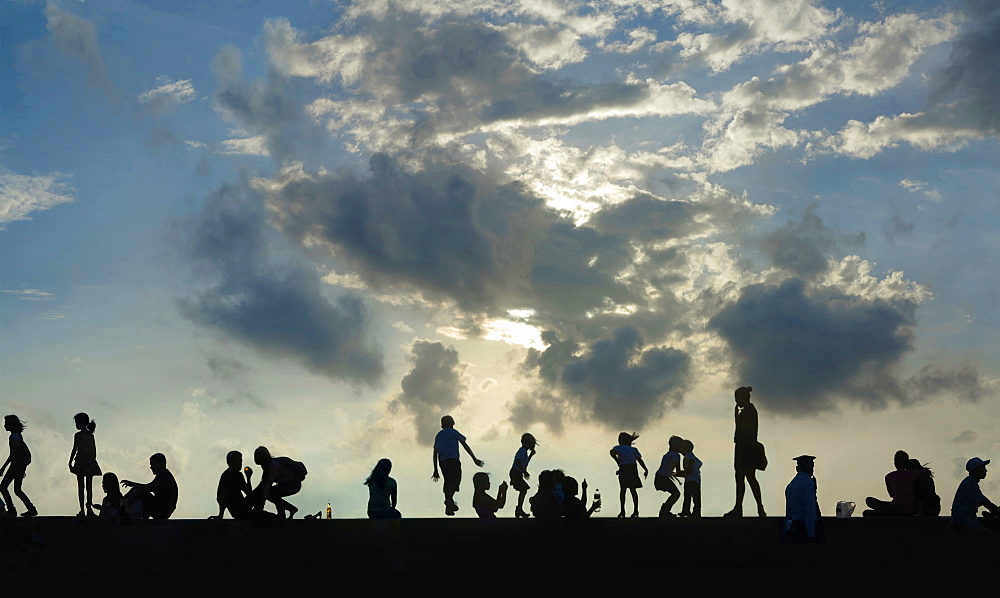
[[951, 457, 1000, 533]]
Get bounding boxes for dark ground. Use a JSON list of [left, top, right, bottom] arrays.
[[0, 516, 992, 571]]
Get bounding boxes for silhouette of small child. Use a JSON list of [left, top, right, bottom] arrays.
[[69, 412, 102, 518], [472, 472, 507, 520], [655, 435, 684, 517], [610, 432, 648, 518], [0, 415, 37, 517], [678, 439, 703, 517], [510, 433, 537, 518], [213, 450, 253, 519], [562, 476, 600, 520], [432, 415, 484, 516], [93, 472, 125, 522]]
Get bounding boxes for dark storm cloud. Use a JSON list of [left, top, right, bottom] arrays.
[[590, 194, 700, 242], [931, 0, 1000, 132], [179, 184, 383, 385], [708, 278, 916, 414], [760, 205, 837, 278], [269, 155, 635, 316], [391, 340, 467, 445], [205, 354, 268, 409], [516, 327, 692, 431]]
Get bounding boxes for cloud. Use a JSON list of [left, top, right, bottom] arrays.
[[1, 289, 56, 301], [0, 168, 75, 227], [953, 429, 979, 444], [178, 183, 383, 385], [43, 2, 122, 103], [137, 76, 197, 112], [760, 205, 864, 278], [903, 361, 990, 404], [931, 1, 1000, 132], [514, 327, 692, 431], [204, 354, 269, 409], [390, 340, 467, 445], [708, 277, 917, 414]]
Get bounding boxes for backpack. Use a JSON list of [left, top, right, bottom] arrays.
[[275, 457, 307, 480]]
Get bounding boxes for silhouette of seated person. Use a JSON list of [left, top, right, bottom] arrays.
[[864, 450, 919, 517], [908, 458, 941, 517], [562, 477, 600, 520], [529, 469, 563, 520], [121, 453, 178, 520], [251, 446, 306, 518], [211, 450, 254, 519], [951, 457, 1000, 533], [472, 472, 507, 520]]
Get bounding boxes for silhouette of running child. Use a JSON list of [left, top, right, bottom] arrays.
[[655, 435, 684, 517], [366, 458, 401, 519], [610, 432, 648, 518], [251, 446, 306, 518], [122, 453, 178, 520], [472, 472, 507, 520], [69, 412, 102, 518], [211, 450, 254, 519], [510, 433, 537, 518], [432, 415, 484, 516], [0, 415, 37, 517]]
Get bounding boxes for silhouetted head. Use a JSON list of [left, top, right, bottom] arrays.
[[683, 439, 695, 453], [967, 457, 990, 479], [668, 435, 684, 452], [537, 470, 555, 491], [562, 476, 579, 498], [734, 386, 753, 407], [794, 455, 815, 475], [102, 472, 119, 495], [74, 412, 96, 433], [226, 451, 242, 469], [254, 446, 271, 466], [473, 471, 490, 491], [521, 433, 537, 450], [149, 453, 167, 474], [441, 415, 455, 429], [906, 458, 932, 477], [365, 458, 392, 488], [4, 415, 24, 433], [552, 469, 565, 484], [894, 450, 909, 470], [618, 432, 639, 445]]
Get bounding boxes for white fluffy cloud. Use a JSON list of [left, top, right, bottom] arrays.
[[0, 168, 75, 226]]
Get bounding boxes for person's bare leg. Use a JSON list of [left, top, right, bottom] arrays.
[[747, 470, 765, 516], [618, 485, 627, 517], [85, 476, 95, 516], [77, 475, 85, 515], [725, 470, 745, 517], [630, 488, 639, 517]]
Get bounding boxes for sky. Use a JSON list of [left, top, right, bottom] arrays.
[[2, 0, 1000, 519]]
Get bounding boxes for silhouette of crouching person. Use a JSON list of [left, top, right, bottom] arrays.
[[252, 446, 306, 518], [121, 453, 178, 520]]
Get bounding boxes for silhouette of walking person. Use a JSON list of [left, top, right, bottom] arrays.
[[366, 458, 401, 519], [725, 386, 766, 518], [432, 415, 484, 516], [0, 415, 37, 517], [782, 455, 822, 543], [610, 432, 648, 518], [509, 433, 537, 518], [69, 412, 102, 518], [252, 446, 306, 518]]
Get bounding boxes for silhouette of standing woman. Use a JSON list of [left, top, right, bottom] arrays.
[[69, 413, 101, 518], [725, 386, 766, 518]]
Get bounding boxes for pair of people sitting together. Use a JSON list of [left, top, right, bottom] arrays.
[[212, 446, 307, 519], [864, 450, 940, 517]]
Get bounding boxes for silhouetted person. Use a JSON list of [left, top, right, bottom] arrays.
[[530, 469, 561, 520], [678, 439, 703, 518], [366, 458, 400, 519], [951, 457, 1000, 533], [122, 453, 177, 520], [69, 412, 101, 518], [92, 472, 125, 522], [0, 415, 36, 517], [908, 458, 940, 517], [655, 435, 683, 517], [252, 446, 306, 518], [611, 432, 648, 517], [864, 449, 918, 517], [472, 472, 507, 520], [432, 415, 483, 516], [510, 433, 537, 518], [783, 455, 821, 543], [211, 450, 253, 519], [562, 476, 600, 520], [725, 386, 766, 518]]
